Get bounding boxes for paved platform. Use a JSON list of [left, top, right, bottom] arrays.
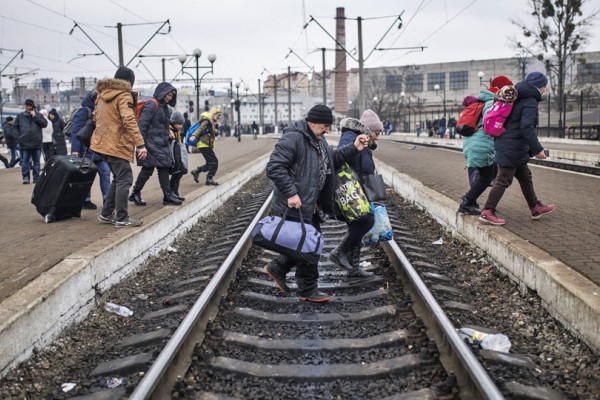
[[373, 134, 600, 353], [0, 132, 599, 377]]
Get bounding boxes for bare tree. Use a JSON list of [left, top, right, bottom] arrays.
[[510, 0, 598, 134], [364, 66, 419, 131]]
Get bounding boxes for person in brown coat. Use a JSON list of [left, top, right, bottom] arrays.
[[90, 67, 148, 227]]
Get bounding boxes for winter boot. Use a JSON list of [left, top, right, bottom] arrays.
[[530, 202, 556, 220], [347, 246, 374, 282], [190, 167, 201, 183], [328, 232, 354, 271], [458, 196, 480, 215], [205, 177, 219, 186], [479, 209, 505, 226], [174, 192, 185, 201], [128, 191, 146, 206], [163, 191, 183, 206]]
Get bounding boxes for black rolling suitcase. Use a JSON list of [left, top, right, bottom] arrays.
[[31, 154, 98, 223]]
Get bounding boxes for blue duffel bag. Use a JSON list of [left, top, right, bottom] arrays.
[[251, 208, 324, 264]]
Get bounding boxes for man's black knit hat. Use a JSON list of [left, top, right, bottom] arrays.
[[114, 66, 135, 87], [306, 104, 333, 124]]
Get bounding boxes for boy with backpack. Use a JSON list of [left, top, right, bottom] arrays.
[[189, 106, 222, 186]]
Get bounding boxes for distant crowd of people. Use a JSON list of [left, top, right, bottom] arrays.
[[1, 66, 225, 227]]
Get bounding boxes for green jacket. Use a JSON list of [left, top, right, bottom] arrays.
[[462, 89, 495, 168]]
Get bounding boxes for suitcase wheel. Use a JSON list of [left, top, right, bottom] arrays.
[[44, 214, 56, 223]]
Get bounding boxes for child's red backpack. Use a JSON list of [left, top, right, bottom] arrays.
[[135, 98, 158, 121], [456, 101, 485, 137]]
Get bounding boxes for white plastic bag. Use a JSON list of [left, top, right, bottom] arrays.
[[362, 203, 393, 246]]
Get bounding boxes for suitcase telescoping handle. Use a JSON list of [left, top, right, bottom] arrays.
[[78, 149, 94, 174]]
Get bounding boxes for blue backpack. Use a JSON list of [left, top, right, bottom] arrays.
[[185, 118, 211, 146]]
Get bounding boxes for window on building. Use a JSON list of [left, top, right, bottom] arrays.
[[577, 62, 600, 84], [386, 75, 403, 92], [406, 74, 423, 92], [450, 71, 468, 90], [428, 72, 445, 91]]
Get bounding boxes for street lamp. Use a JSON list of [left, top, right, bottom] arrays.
[[543, 52, 553, 137], [477, 71, 485, 87], [401, 91, 411, 134], [178, 49, 216, 121], [433, 84, 446, 118], [234, 82, 241, 142]]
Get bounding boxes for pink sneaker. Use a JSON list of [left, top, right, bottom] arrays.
[[479, 209, 506, 226], [530, 202, 556, 220]]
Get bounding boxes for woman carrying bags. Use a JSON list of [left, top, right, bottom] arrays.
[[329, 109, 383, 282]]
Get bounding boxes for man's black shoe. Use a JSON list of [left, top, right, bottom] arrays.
[[263, 265, 290, 293], [83, 201, 98, 210], [128, 192, 146, 206]]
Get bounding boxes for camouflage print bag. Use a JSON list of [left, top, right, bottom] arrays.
[[334, 163, 371, 222]]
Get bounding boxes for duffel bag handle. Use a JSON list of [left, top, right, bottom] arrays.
[[272, 207, 308, 254]]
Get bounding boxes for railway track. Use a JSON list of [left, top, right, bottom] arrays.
[[127, 191, 506, 399], [398, 140, 600, 176], [1, 174, 591, 399]]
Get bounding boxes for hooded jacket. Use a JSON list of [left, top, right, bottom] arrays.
[[48, 109, 67, 155], [462, 89, 495, 168], [195, 111, 218, 149], [136, 82, 177, 168], [90, 78, 145, 162], [338, 118, 375, 179], [493, 81, 544, 168], [266, 119, 360, 222], [71, 91, 96, 154], [14, 109, 47, 149], [2, 120, 17, 147]]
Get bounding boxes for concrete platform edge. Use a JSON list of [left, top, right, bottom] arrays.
[[377, 160, 600, 353], [0, 155, 269, 377]]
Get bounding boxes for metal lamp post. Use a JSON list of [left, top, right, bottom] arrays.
[[434, 84, 446, 118], [234, 82, 241, 142], [178, 49, 216, 121], [543, 52, 553, 138], [477, 71, 485, 87], [401, 91, 411, 133]]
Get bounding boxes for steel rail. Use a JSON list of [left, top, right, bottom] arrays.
[[382, 239, 505, 400], [129, 192, 273, 399]]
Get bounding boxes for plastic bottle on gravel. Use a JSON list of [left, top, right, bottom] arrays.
[[458, 328, 511, 352], [458, 327, 488, 344], [480, 333, 511, 352], [104, 302, 133, 317]]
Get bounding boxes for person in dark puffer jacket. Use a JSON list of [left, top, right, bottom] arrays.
[[14, 99, 47, 184], [479, 71, 556, 226], [129, 82, 181, 206], [48, 109, 67, 156], [263, 104, 371, 303], [2, 117, 19, 167], [70, 91, 111, 209]]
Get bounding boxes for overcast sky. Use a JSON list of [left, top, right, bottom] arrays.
[[1, 0, 599, 96]]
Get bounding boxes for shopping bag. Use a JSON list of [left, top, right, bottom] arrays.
[[334, 163, 371, 222], [362, 202, 393, 245], [363, 174, 386, 201], [251, 208, 324, 264]]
